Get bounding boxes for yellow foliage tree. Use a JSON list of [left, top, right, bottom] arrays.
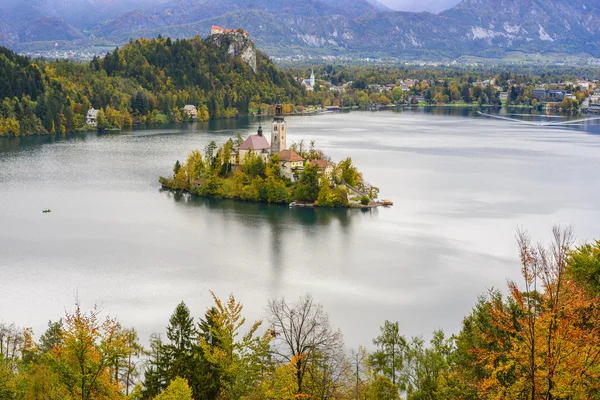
[[154, 377, 193, 400], [45, 303, 131, 400]]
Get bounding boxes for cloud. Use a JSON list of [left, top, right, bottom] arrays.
[[377, 0, 462, 13]]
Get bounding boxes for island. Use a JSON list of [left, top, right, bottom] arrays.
[[159, 100, 385, 208]]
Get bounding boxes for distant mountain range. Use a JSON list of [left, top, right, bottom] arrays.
[[1, 0, 599, 61]]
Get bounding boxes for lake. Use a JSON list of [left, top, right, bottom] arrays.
[[2, 108, 600, 348]]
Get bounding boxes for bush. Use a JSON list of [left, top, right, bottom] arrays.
[[360, 196, 370, 205]]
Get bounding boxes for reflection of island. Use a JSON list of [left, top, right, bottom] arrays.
[[163, 189, 378, 228], [160, 99, 383, 208]]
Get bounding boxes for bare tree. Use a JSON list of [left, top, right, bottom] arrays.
[[267, 295, 343, 394]]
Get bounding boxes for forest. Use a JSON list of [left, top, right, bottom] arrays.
[[0, 35, 304, 137], [1, 226, 600, 400]]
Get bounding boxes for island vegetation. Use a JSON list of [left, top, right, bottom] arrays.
[[1, 227, 600, 400], [159, 138, 377, 207]]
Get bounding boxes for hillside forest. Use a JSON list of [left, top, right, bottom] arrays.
[[1, 34, 598, 137], [1, 227, 600, 399]]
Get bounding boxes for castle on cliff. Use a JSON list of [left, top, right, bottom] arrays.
[[210, 26, 250, 37]]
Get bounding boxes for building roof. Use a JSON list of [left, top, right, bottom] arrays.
[[183, 105, 196, 111], [309, 159, 332, 170], [278, 149, 304, 162], [239, 134, 270, 151]]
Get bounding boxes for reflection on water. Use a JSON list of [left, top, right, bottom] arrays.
[[164, 190, 371, 229]]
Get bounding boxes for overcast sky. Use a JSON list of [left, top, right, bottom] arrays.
[[379, 0, 462, 13]]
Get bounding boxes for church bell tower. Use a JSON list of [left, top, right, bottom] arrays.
[[271, 97, 286, 154]]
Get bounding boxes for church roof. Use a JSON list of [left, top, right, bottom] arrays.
[[278, 149, 304, 162], [239, 134, 270, 151]]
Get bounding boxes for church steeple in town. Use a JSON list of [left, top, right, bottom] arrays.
[[271, 97, 286, 154]]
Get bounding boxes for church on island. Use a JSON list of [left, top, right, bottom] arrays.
[[233, 100, 330, 181]]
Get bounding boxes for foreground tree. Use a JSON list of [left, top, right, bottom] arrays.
[[567, 239, 600, 295], [199, 291, 272, 399], [371, 321, 406, 387], [474, 227, 600, 400], [154, 377, 193, 400], [45, 303, 131, 399], [267, 295, 344, 396]]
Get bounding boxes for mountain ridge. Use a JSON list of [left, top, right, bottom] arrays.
[[1, 0, 599, 61]]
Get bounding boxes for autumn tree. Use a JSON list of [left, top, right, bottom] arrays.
[[45, 303, 131, 400], [474, 227, 600, 400]]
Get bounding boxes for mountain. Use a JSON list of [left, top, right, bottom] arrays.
[[2, 0, 600, 61]]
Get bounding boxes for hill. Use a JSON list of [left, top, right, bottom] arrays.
[[0, 34, 305, 136]]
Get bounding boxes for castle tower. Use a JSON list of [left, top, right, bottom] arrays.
[[271, 98, 286, 154]]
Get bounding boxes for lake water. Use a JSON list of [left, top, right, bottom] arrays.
[[2, 108, 600, 348]]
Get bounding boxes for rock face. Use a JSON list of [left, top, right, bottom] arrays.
[[205, 32, 257, 73]]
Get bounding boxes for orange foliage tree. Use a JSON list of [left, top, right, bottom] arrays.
[[474, 227, 600, 400]]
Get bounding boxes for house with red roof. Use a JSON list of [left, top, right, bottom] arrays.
[[277, 149, 304, 180], [310, 159, 334, 181]]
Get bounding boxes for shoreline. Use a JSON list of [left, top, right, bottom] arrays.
[[160, 185, 391, 209], [0, 106, 586, 139]]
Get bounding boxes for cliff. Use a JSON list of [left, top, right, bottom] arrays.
[[205, 32, 257, 73]]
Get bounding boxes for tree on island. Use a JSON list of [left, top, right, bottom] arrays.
[[293, 162, 320, 202]]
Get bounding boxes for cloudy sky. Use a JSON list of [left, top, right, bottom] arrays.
[[378, 0, 462, 13]]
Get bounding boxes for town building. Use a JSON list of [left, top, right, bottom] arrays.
[[301, 70, 315, 91], [532, 89, 572, 102], [86, 108, 98, 126], [182, 105, 197, 119], [278, 149, 304, 180], [310, 159, 334, 181]]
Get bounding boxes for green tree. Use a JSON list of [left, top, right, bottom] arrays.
[[567, 240, 600, 294], [294, 162, 320, 202], [366, 375, 401, 400], [371, 321, 406, 387], [401, 330, 453, 400], [199, 291, 273, 399], [95, 109, 109, 130]]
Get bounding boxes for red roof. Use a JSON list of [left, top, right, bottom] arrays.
[[278, 149, 304, 162], [239, 134, 270, 151], [309, 159, 332, 170]]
